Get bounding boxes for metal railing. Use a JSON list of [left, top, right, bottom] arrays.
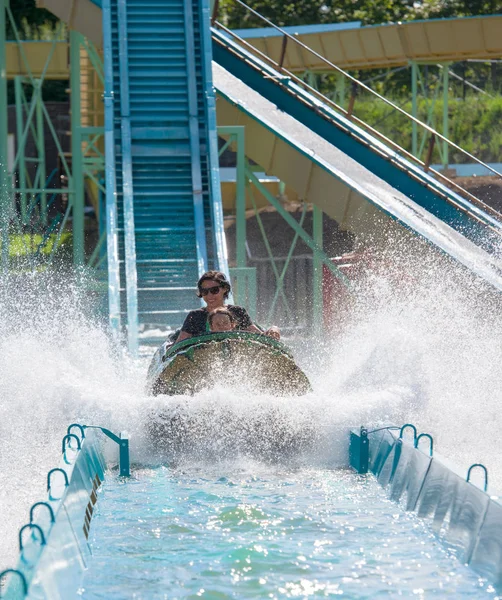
[[211, 0, 502, 225]]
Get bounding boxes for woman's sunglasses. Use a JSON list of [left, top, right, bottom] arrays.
[[198, 285, 221, 297]]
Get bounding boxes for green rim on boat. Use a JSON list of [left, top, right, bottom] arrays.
[[147, 332, 311, 396]]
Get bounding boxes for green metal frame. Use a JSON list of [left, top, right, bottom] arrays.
[[302, 64, 451, 169], [3, 8, 76, 269], [218, 125, 350, 335], [411, 61, 450, 168], [70, 31, 106, 270], [0, 11, 105, 272], [218, 126, 258, 316], [0, 0, 9, 270]]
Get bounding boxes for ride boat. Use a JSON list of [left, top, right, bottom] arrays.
[[146, 331, 311, 396]]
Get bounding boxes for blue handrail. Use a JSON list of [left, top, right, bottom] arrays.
[[467, 463, 488, 492], [117, 0, 139, 356], [62, 433, 82, 453], [414, 433, 434, 457], [29, 502, 55, 525], [184, 0, 209, 278], [47, 468, 69, 491], [199, 0, 230, 277], [19, 523, 46, 550], [102, 0, 122, 342], [0, 569, 28, 595], [399, 423, 417, 442], [67, 423, 86, 441]]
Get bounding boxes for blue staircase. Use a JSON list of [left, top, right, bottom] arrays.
[[103, 0, 228, 353]]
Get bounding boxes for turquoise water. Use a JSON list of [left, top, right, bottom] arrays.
[[81, 466, 498, 599]]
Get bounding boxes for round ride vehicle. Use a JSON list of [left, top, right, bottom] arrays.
[[146, 269, 310, 397], [146, 331, 311, 397]]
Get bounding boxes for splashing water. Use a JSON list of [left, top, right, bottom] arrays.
[[1, 228, 502, 574]]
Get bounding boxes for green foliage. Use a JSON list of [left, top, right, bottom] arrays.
[[217, 0, 502, 30], [7, 0, 60, 39], [8, 232, 72, 257], [352, 94, 502, 163]]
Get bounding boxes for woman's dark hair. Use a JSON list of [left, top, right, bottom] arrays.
[[197, 270, 231, 299], [208, 307, 236, 326]]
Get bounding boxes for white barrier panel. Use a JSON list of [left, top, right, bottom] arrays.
[[366, 427, 500, 587], [1, 426, 126, 600]]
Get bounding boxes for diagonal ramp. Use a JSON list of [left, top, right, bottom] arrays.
[[213, 62, 502, 292]]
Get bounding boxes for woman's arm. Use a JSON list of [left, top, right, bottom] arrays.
[[233, 306, 281, 340], [244, 323, 263, 334], [176, 330, 192, 343], [244, 323, 281, 340]]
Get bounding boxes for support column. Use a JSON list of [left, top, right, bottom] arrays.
[[34, 80, 47, 225], [336, 72, 346, 109], [411, 61, 418, 158], [14, 77, 27, 224], [312, 205, 323, 338], [70, 30, 85, 266], [236, 127, 246, 270], [0, 0, 10, 270], [442, 63, 450, 169]]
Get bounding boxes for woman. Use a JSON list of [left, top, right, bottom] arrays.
[[176, 270, 280, 342]]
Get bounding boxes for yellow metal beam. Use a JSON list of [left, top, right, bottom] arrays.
[[221, 178, 300, 212], [235, 15, 502, 71], [37, 0, 102, 47], [6, 41, 69, 79], [34, 0, 502, 71], [216, 92, 382, 236]]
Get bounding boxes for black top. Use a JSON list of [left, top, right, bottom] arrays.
[[181, 305, 253, 336]]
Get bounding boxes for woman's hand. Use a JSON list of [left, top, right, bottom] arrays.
[[265, 326, 281, 340]]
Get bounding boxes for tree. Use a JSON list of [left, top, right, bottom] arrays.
[[7, 0, 59, 39]]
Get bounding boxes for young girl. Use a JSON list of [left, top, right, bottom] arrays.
[[207, 307, 236, 332]]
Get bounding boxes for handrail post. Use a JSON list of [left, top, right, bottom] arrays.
[[83, 426, 131, 477], [467, 463, 488, 491], [346, 81, 358, 119], [211, 0, 219, 25], [119, 435, 130, 477], [278, 34, 288, 71], [424, 134, 436, 173]]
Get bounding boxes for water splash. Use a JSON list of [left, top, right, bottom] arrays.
[[1, 228, 502, 568]]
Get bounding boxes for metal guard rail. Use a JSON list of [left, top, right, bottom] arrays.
[[350, 423, 501, 587], [211, 0, 502, 225], [0, 424, 129, 599]]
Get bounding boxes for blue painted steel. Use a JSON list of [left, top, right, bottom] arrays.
[[399, 423, 418, 441], [67, 423, 86, 440], [184, 0, 208, 278], [102, 0, 122, 341], [117, 0, 139, 356], [348, 427, 369, 474], [119, 438, 130, 478], [231, 21, 362, 38], [0, 570, 28, 597], [29, 502, 55, 525], [212, 30, 502, 253], [83, 425, 130, 477], [200, 0, 231, 281], [61, 433, 81, 453], [467, 463, 488, 491], [98, 0, 228, 344], [46, 468, 69, 490], [19, 524, 46, 551], [414, 432, 434, 456]]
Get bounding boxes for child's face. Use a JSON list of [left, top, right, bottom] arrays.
[[210, 314, 235, 332]]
